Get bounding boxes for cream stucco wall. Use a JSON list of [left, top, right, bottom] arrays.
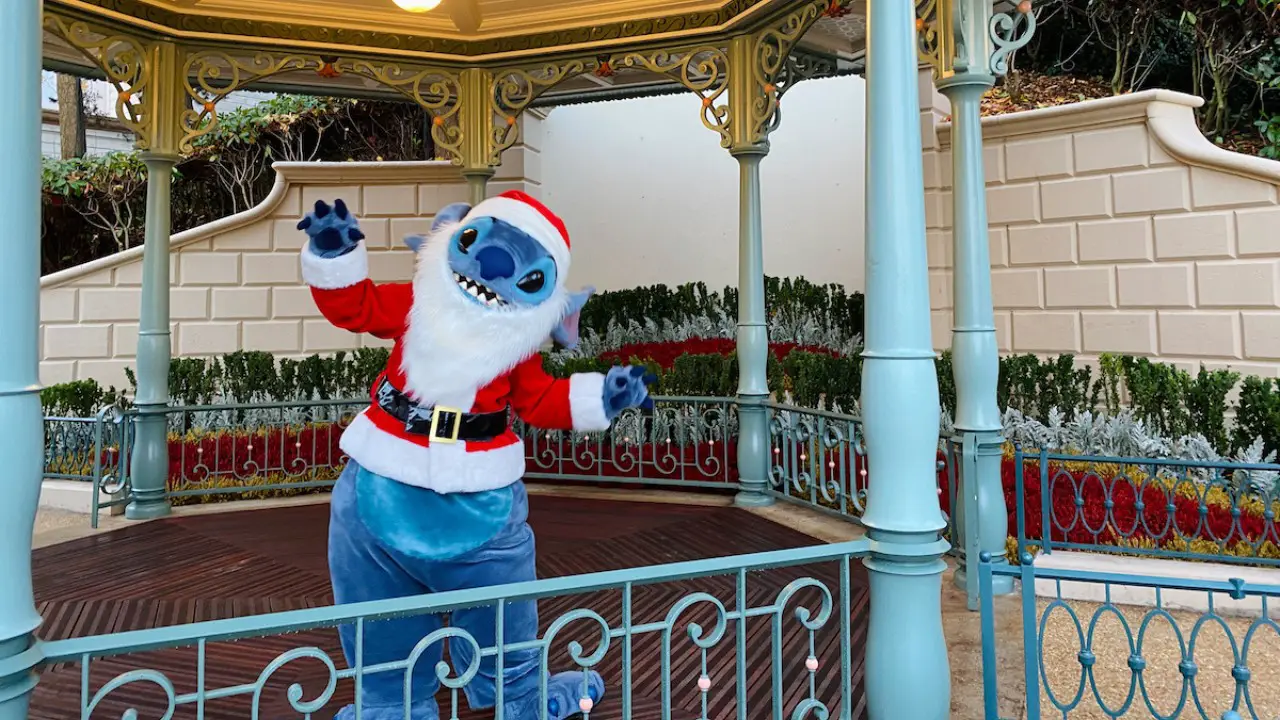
[[541, 75, 868, 292], [921, 88, 1280, 378], [38, 118, 544, 389]]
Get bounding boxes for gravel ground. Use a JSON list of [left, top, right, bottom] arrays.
[[944, 566, 1280, 720]]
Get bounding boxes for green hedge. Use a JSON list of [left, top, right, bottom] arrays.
[[580, 277, 866, 341], [44, 346, 1280, 459]]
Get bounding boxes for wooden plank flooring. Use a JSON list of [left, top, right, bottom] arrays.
[[31, 495, 868, 719]]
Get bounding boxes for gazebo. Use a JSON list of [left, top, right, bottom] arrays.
[[1, 0, 1034, 718]]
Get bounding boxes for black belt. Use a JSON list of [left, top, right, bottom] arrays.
[[375, 377, 509, 443]]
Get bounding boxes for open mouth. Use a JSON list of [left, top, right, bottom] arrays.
[[453, 272, 507, 308]]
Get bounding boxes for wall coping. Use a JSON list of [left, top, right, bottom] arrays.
[[935, 89, 1280, 186], [41, 160, 464, 290]]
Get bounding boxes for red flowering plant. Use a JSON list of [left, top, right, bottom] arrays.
[[936, 451, 1280, 563]]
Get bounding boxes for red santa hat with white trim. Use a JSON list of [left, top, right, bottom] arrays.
[[462, 190, 571, 279]]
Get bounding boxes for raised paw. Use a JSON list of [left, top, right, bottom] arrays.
[[297, 199, 365, 258], [546, 670, 605, 719], [602, 365, 658, 419]]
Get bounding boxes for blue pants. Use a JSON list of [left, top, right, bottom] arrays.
[[327, 462, 602, 720]]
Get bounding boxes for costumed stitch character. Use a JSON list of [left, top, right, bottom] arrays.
[[298, 193, 655, 720]]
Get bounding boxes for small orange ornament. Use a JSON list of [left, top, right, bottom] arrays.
[[317, 56, 342, 79], [1017, 0, 1032, 12], [202, 101, 216, 113], [916, 17, 925, 31], [120, 90, 132, 102], [432, 116, 444, 126], [505, 115, 516, 126], [764, 83, 776, 94], [701, 97, 712, 108]]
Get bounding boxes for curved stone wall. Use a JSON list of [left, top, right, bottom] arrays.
[[922, 89, 1280, 378]]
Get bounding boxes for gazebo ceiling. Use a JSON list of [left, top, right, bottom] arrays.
[[47, 0, 866, 62]]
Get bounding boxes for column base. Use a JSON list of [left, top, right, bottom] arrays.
[[125, 497, 172, 521], [953, 560, 1014, 597], [733, 489, 775, 508]]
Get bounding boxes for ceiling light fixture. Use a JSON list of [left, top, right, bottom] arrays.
[[392, 0, 443, 11]]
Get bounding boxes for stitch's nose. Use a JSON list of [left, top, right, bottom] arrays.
[[476, 246, 515, 281]]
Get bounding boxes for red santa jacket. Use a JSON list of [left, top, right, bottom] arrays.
[[301, 245, 610, 494]]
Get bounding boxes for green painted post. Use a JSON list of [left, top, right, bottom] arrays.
[[940, 75, 1011, 600], [860, 0, 951, 714], [0, 0, 47, 716], [125, 151, 178, 520], [732, 147, 773, 508], [463, 170, 492, 206], [940, 0, 1035, 604]]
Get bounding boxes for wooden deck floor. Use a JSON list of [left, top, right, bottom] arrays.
[[31, 494, 868, 719]]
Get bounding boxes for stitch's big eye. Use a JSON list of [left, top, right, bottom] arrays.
[[516, 270, 545, 294], [458, 228, 478, 253]]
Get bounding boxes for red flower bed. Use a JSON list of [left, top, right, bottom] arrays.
[[168, 423, 348, 486], [598, 338, 837, 369], [936, 455, 1280, 552]]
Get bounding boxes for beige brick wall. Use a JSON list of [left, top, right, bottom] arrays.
[[39, 117, 544, 389], [924, 88, 1280, 378]]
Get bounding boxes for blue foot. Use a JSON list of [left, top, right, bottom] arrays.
[[546, 670, 606, 719]]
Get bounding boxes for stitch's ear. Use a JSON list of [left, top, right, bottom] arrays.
[[403, 235, 427, 253], [431, 202, 471, 233], [550, 286, 594, 350]]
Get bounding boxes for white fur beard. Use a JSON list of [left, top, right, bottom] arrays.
[[400, 224, 569, 406]]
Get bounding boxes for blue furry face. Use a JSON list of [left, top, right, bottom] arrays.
[[446, 217, 558, 309]]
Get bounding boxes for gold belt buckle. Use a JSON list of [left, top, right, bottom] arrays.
[[429, 406, 462, 444]]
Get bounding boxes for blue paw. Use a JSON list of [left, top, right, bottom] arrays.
[[602, 365, 657, 420], [546, 670, 605, 719], [297, 199, 365, 258]]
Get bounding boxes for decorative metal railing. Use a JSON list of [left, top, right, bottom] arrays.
[[978, 552, 1280, 720], [1014, 447, 1280, 567], [522, 396, 738, 489], [43, 405, 132, 527], [764, 402, 957, 540], [159, 399, 365, 503], [39, 538, 869, 719], [45, 398, 974, 539], [41, 397, 742, 522], [766, 403, 868, 520]]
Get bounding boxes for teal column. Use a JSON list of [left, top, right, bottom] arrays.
[[860, 0, 951, 715], [732, 147, 773, 508], [125, 152, 178, 520], [941, 72, 1013, 605], [0, 0, 48, 716]]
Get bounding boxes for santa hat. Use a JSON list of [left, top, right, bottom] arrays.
[[464, 190, 571, 275]]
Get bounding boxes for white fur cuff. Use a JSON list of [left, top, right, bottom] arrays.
[[300, 244, 369, 289], [569, 372, 611, 432]]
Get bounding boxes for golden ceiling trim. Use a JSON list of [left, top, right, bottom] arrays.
[[49, 0, 794, 63]]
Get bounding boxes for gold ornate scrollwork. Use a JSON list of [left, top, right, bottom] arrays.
[[181, 51, 317, 152], [611, 47, 732, 148], [489, 60, 587, 165], [43, 16, 153, 149], [339, 60, 463, 164], [748, 0, 835, 144], [916, 0, 956, 78]]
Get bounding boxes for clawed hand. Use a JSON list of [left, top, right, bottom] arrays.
[[298, 199, 365, 258], [603, 365, 658, 419]]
